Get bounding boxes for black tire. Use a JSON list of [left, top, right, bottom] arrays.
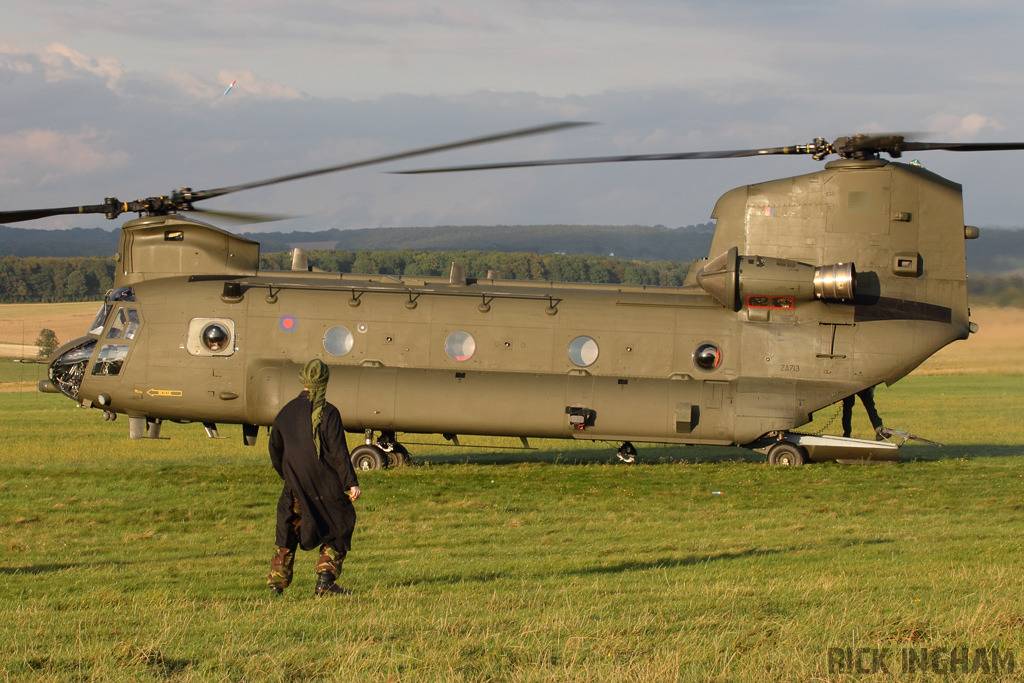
[[351, 444, 386, 471], [616, 441, 637, 463], [768, 442, 806, 466], [384, 443, 409, 467]]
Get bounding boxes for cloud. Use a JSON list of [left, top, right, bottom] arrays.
[[0, 42, 304, 107], [0, 42, 122, 87], [925, 113, 1005, 139], [39, 42, 123, 85], [5, 13, 1024, 233], [0, 127, 131, 187]]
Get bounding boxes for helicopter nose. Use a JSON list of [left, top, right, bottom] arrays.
[[46, 336, 97, 400]]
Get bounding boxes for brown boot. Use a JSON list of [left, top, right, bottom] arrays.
[[314, 572, 350, 596]]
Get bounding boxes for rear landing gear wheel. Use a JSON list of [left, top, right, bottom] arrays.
[[351, 444, 386, 471], [768, 442, 806, 466], [616, 441, 637, 463], [385, 443, 409, 467], [376, 432, 410, 467]]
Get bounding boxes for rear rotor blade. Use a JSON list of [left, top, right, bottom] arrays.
[[901, 141, 1024, 153], [190, 208, 297, 225], [392, 144, 818, 174]]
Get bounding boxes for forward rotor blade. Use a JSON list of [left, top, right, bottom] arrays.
[[0, 204, 110, 224], [391, 144, 814, 174], [0, 121, 591, 225], [190, 121, 594, 202]]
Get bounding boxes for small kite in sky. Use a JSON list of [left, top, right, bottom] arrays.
[[223, 80, 236, 96]]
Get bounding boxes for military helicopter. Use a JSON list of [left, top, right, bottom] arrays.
[[3, 124, 1010, 468]]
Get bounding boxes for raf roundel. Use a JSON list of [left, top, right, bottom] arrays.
[[279, 315, 298, 332]]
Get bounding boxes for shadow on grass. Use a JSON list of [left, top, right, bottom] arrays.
[[395, 546, 802, 586], [411, 444, 765, 467], [0, 561, 129, 575], [0, 563, 81, 575], [898, 444, 1024, 461], [22, 653, 196, 678], [390, 535, 899, 587], [404, 443, 1023, 467]]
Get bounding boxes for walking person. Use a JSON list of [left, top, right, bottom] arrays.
[[266, 359, 361, 596], [842, 386, 885, 440]]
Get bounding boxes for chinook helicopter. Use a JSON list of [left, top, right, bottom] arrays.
[[3, 124, 1008, 468]]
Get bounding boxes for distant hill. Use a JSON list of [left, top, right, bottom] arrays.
[[2, 221, 1022, 274]]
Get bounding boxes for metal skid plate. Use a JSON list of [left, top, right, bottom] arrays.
[[750, 432, 900, 464]]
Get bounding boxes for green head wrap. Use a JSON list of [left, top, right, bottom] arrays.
[[299, 359, 330, 456]]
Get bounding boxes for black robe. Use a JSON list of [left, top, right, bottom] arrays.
[[269, 392, 359, 552]]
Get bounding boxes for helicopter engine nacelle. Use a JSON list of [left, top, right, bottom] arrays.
[[696, 246, 855, 311]]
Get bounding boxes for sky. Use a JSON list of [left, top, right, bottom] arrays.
[[3, 0, 1024, 233]]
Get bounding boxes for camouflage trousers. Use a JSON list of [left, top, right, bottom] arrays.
[[267, 495, 347, 590]]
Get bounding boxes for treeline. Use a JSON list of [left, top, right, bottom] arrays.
[[966, 273, 1024, 308], [0, 256, 116, 303], [0, 250, 691, 303], [259, 249, 691, 286], [4, 250, 1022, 306], [251, 223, 717, 264]]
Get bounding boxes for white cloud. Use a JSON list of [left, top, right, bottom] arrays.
[[0, 42, 123, 87], [925, 113, 1005, 139], [0, 128, 131, 187], [39, 42, 122, 85]]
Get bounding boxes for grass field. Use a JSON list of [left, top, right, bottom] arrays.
[[2, 376, 1024, 682], [2, 303, 1024, 681]]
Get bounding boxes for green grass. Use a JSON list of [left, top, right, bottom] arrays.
[[0, 358, 48, 384], [2, 378, 1024, 682]]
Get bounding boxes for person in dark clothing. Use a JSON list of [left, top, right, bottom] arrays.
[[842, 386, 885, 440], [267, 359, 361, 597]]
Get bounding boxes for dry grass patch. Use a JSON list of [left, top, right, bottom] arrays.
[[914, 306, 1024, 375], [0, 301, 100, 357]]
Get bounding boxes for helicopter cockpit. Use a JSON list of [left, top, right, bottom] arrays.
[[47, 287, 138, 399], [89, 287, 136, 335]]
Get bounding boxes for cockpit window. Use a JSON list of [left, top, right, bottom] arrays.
[[107, 308, 140, 340], [89, 305, 109, 336], [90, 288, 136, 335], [92, 344, 130, 376]]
